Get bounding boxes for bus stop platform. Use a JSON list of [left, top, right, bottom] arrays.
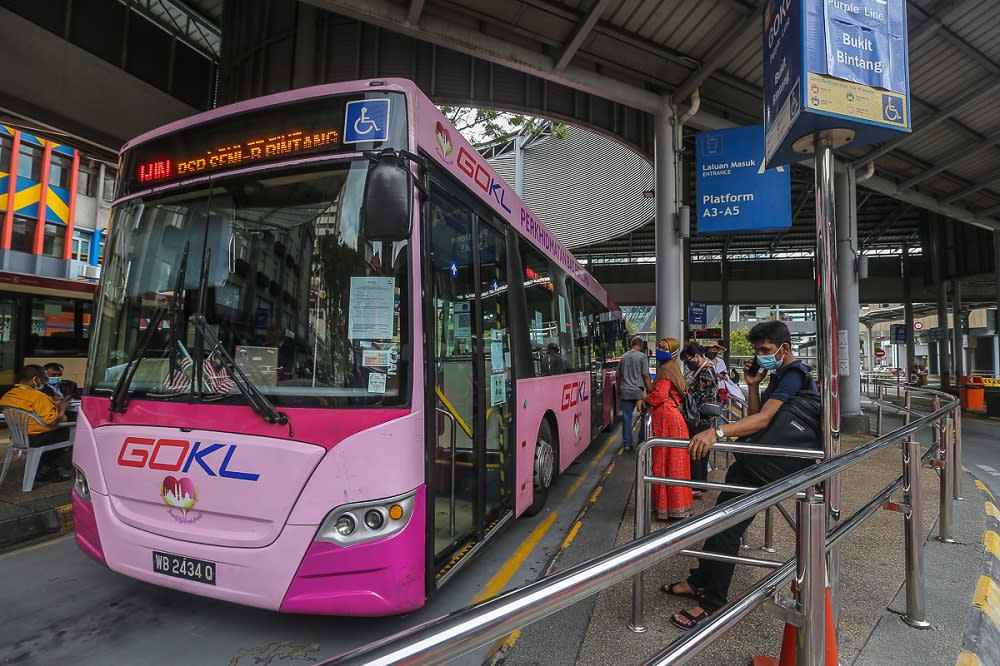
[[0, 434, 75, 551], [495, 408, 997, 666]]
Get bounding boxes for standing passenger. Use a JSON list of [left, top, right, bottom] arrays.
[[645, 338, 693, 520], [616, 337, 652, 451], [678, 343, 719, 493]]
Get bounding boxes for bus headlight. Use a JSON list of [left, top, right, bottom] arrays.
[[74, 466, 91, 501], [316, 490, 416, 546]]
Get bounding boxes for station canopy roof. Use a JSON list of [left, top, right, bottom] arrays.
[[178, 0, 1000, 260]]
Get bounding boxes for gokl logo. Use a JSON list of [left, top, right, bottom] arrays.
[[434, 121, 454, 163], [455, 146, 512, 213], [161, 475, 203, 524], [117, 437, 260, 482], [561, 380, 590, 411]]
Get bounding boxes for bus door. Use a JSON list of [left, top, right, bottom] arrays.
[[428, 191, 514, 578]]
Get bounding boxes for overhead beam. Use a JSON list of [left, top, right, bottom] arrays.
[[944, 168, 1000, 204], [406, 0, 426, 24], [909, 0, 986, 50], [860, 204, 912, 248], [673, 2, 764, 103], [898, 128, 1000, 191], [308, 0, 664, 113], [555, 0, 613, 71]]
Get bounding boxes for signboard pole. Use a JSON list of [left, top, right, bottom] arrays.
[[934, 222, 951, 390], [813, 135, 842, 634], [655, 98, 681, 341]]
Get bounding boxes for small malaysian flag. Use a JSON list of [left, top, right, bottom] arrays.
[[203, 353, 236, 394], [161, 350, 193, 393]]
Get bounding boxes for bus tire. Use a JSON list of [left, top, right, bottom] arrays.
[[525, 420, 556, 517]]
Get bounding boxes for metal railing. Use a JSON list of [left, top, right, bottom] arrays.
[[323, 385, 961, 666]]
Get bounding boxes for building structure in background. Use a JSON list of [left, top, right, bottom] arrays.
[[0, 124, 112, 387]]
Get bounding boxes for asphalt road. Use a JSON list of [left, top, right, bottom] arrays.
[[0, 427, 624, 666], [960, 414, 1000, 499]]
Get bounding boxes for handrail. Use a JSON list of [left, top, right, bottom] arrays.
[[323, 385, 960, 666]]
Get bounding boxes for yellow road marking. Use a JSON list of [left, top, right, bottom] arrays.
[[564, 426, 620, 498], [972, 575, 1000, 632], [956, 650, 983, 666], [986, 501, 1000, 521], [985, 530, 1000, 561], [473, 511, 558, 603], [0, 533, 74, 560], [590, 487, 602, 503], [976, 480, 997, 503], [561, 521, 582, 549]]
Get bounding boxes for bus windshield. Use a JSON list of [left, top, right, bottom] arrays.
[[88, 161, 410, 408]]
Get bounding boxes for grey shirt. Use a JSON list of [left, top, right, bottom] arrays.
[[616, 349, 649, 400]]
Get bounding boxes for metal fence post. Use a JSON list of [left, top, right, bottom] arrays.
[[902, 435, 931, 628], [903, 388, 911, 426], [629, 442, 649, 633], [937, 411, 956, 544], [761, 507, 777, 553], [952, 406, 963, 500], [796, 493, 827, 665], [876, 384, 884, 436]]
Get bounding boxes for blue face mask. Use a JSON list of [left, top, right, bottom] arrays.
[[47, 376, 61, 386], [655, 348, 673, 363], [756, 346, 785, 371]]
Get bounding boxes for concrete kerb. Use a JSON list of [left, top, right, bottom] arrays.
[[0, 500, 73, 550], [957, 480, 1000, 666]]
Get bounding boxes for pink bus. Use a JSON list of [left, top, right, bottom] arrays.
[[72, 79, 627, 616]]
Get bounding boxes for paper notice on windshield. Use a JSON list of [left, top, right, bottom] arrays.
[[490, 374, 506, 406], [348, 277, 395, 340], [362, 350, 391, 367], [368, 372, 387, 394]]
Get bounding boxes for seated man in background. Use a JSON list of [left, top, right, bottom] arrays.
[[41, 362, 79, 400], [0, 365, 73, 481]]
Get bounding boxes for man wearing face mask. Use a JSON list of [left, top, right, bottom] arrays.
[[665, 321, 819, 631], [40, 362, 78, 400], [0, 365, 73, 482]]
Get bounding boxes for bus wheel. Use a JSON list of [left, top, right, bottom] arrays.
[[525, 421, 556, 517]]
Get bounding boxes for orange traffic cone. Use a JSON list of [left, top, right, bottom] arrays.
[[749, 582, 839, 666]]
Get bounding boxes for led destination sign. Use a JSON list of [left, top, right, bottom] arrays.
[[121, 92, 406, 196]]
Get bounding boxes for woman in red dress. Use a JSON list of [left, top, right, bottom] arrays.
[[645, 337, 694, 520]]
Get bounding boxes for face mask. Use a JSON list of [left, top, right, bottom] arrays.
[[757, 346, 785, 371], [47, 376, 61, 385], [685, 359, 701, 372], [705, 351, 719, 360], [655, 349, 673, 363]]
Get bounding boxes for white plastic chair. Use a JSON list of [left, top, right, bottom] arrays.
[[0, 407, 74, 492]]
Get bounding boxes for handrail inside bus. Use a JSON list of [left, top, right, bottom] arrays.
[[434, 386, 473, 439]]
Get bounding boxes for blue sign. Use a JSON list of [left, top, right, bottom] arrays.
[[344, 99, 391, 144], [688, 303, 707, 328], [890, 324, 907, 343], [763, 0, 910, 168], [695, 125, 792, 234]]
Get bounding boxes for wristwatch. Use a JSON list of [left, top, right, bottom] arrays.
[[714, 426, 726, 440]]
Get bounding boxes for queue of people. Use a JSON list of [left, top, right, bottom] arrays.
[[617, 321, 822, 632]]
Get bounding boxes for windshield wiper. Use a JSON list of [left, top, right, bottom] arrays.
[[190, 247, 292, 434], [109, 242, 190, 416]]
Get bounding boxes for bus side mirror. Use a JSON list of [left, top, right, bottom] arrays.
[[361, 149, 413, 242]]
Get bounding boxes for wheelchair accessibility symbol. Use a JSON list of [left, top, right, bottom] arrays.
[[882, 95, 902, 123], [344, 99, 390, 143]]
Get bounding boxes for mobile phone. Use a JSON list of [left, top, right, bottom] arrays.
[[747, 357, 761, 378]]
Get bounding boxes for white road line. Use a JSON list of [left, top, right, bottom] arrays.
[[975, 464, 1000, 477]]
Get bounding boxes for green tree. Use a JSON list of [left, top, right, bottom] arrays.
[[728, 328, 754, 357], [439, 106, 569, 145]]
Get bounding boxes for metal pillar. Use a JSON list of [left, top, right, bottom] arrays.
[[722, 244, 730, 368], [952, 280, 964, 379], [835, 168, 861, 418], [654, 98, 681, 340], [864, 323, 875, 372], [903, 245, 916, 376], [796, 494, 828, 665], [901, 436, 931, 628], [934, 218, 952, 391], [814, 138, 841, 626], [936, 400, 956, 544]]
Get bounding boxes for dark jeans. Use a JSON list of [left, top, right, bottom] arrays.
[[690, 423, 710, 483], [621, 398, 639, 447], [686, 459, 759, 613], [29, 429, 73, 471]]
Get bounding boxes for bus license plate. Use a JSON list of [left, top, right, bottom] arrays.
[[152, 551, 216, 585]]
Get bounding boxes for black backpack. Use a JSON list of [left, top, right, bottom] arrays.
[[735, 391, 823, 485], [670, 390, 701, 434]]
